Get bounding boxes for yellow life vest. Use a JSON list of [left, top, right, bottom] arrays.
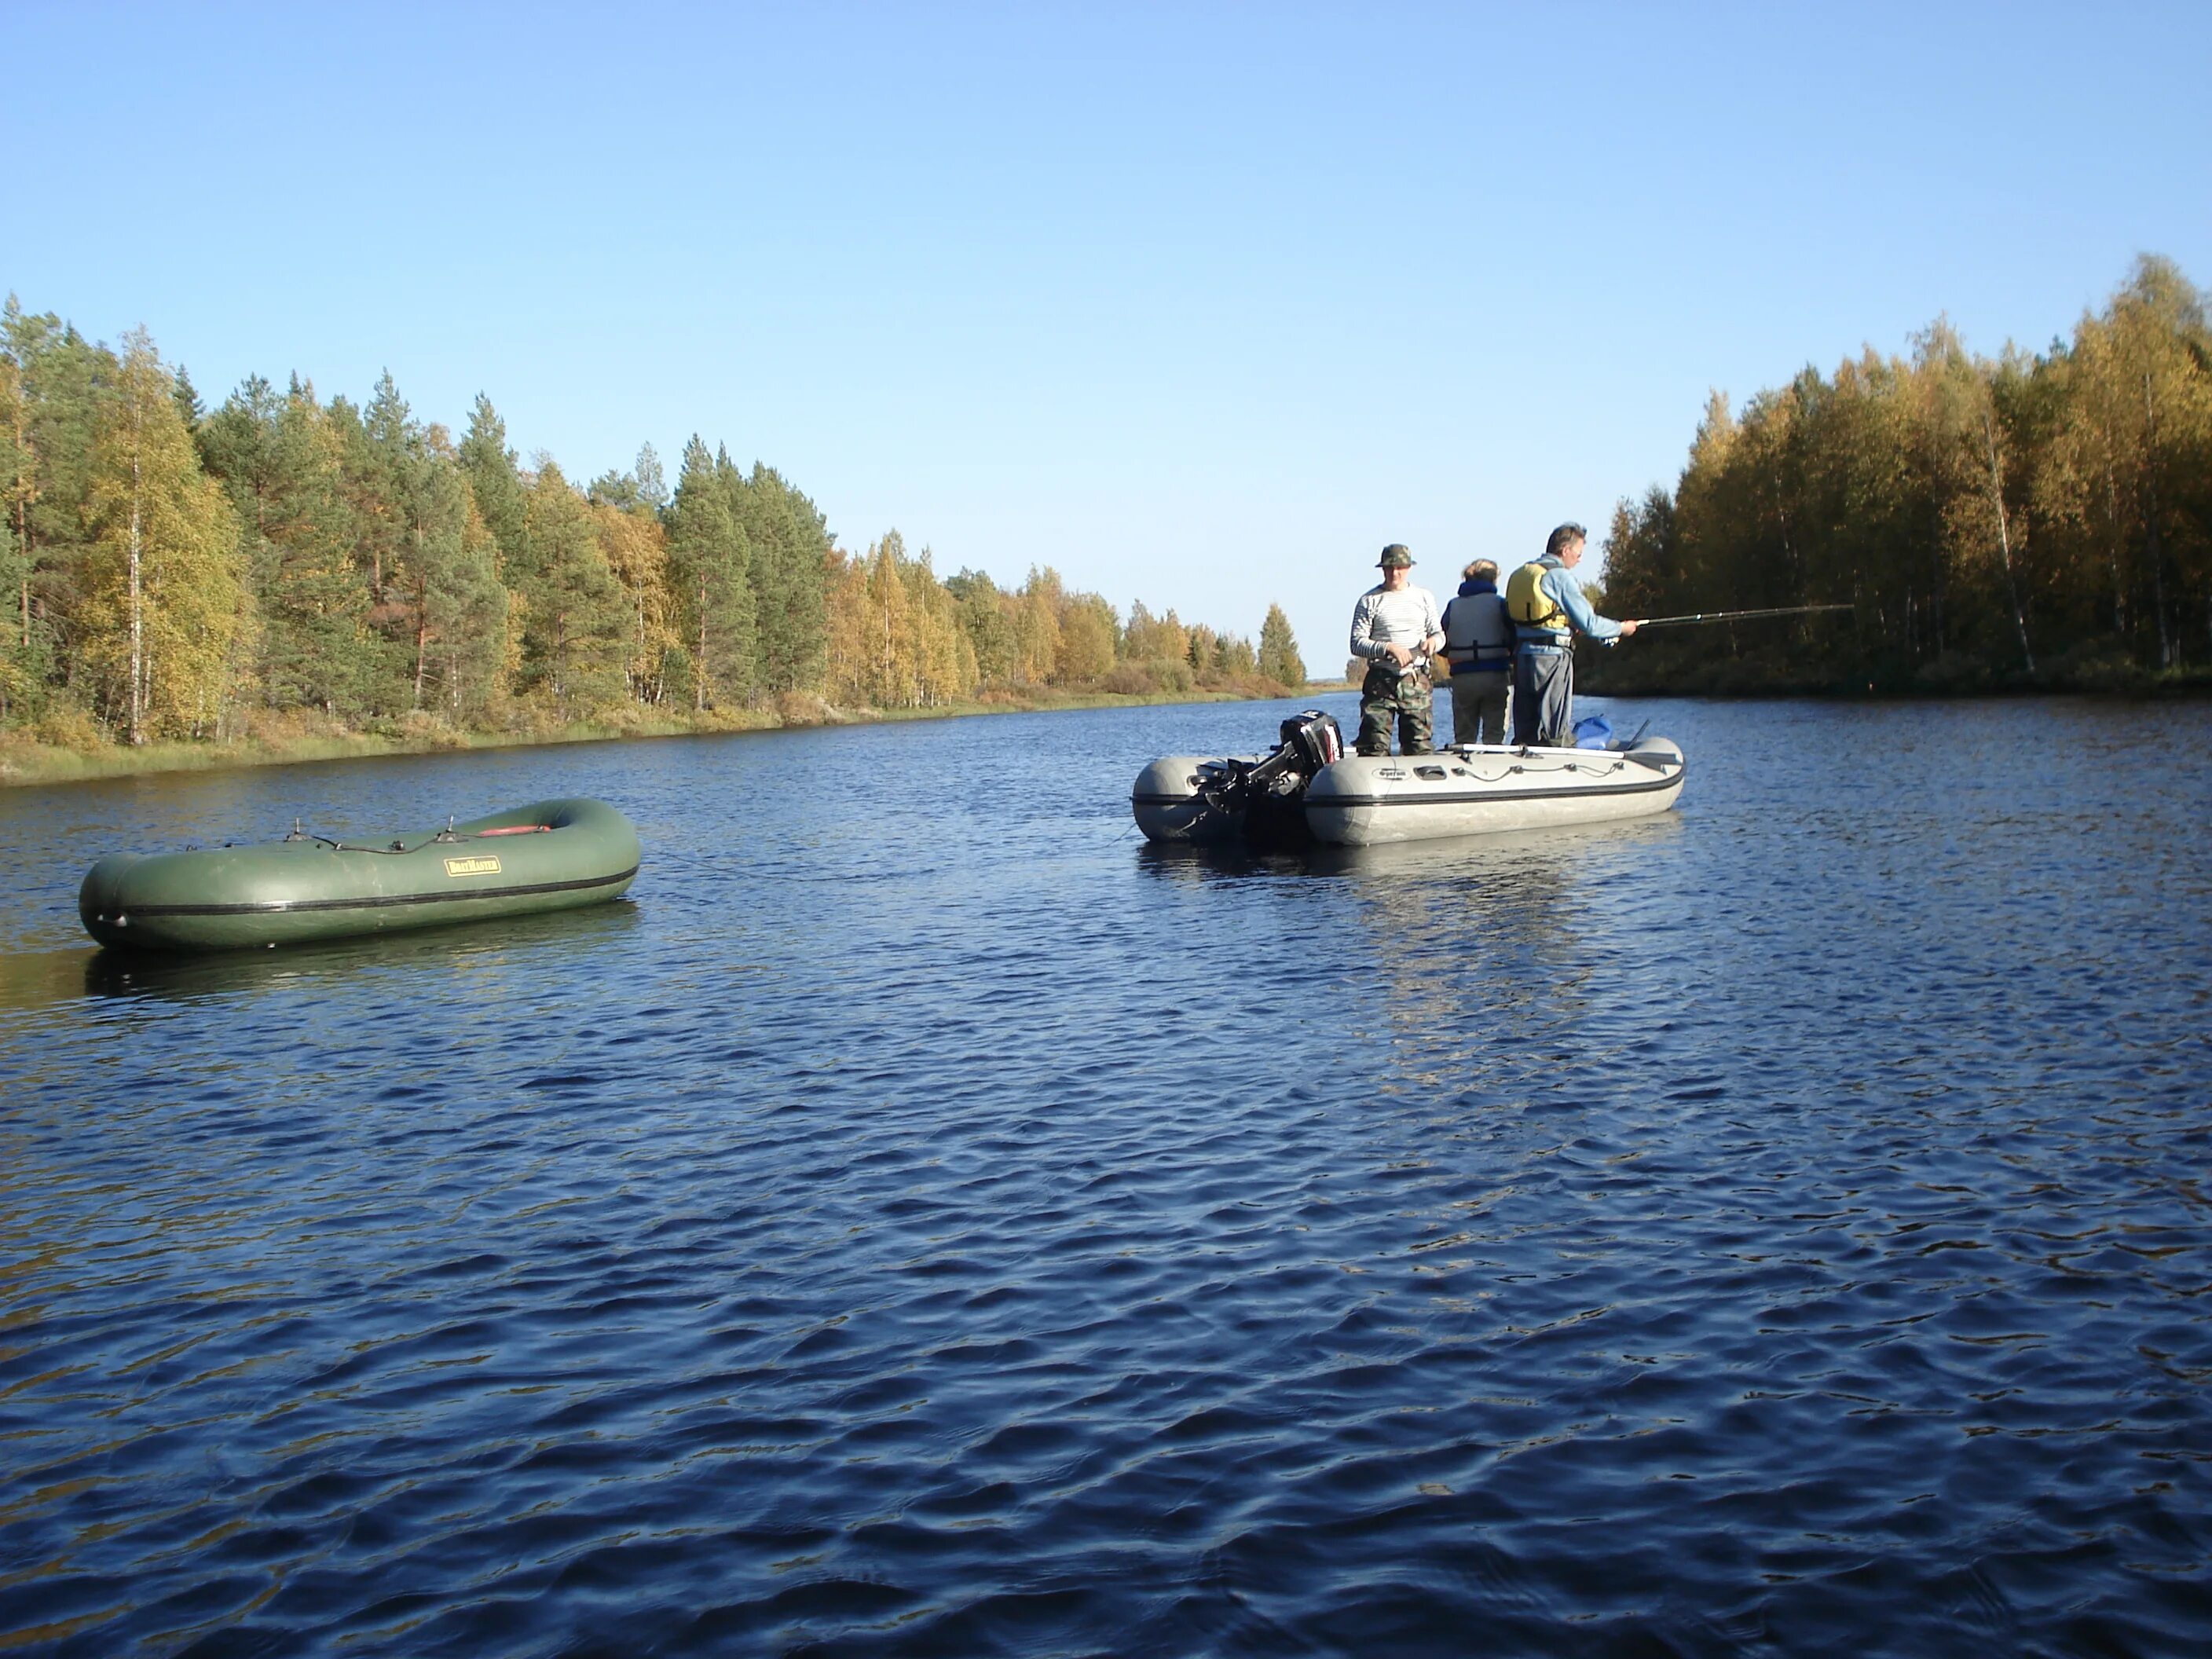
[[1506, 560, 1566, 632]]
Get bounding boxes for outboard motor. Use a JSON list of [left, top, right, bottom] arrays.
[[1132, 712, 1346, 844], [1195, 709, 1345, 844], [1279, 709, 1345, 774]]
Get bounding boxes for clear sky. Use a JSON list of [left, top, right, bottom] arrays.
[[8, 1, 2208, 665]]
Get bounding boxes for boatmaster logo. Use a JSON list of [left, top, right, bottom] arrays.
[[443, 855, 502, 877]]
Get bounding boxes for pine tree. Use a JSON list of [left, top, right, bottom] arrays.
[[0, 320, 43, 720], [392, 442, 494, 714], [588, 468, 643, 512], [200, 375, 380, 717], [4, 302, 107, 716], [171, 364, 203, 432], [329, 372, 507, 717], [512, 460, 625, 714], [588, 443, 672, 517], [442, 503, 511, 719]]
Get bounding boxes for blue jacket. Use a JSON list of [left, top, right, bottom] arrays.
[[1516, 555, 1624, 650]]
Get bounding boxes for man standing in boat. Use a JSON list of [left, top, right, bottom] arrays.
[[1507, 522, 1640, 747], [1349, 544, 1446, 756]]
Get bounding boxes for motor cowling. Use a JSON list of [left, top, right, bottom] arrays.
[[1278, 710, 1345, 777]]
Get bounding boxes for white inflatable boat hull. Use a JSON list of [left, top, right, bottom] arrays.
[[1302, 738, 1686, 846]]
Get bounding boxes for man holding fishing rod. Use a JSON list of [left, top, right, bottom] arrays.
[[1506, 522, 1855, 746], [1349, 544, 1447, 756], [1507, 522, 1641, 748]]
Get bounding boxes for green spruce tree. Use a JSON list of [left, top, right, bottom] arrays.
[[459, 394, 528, 569], [727, 455, 830, 693], [666, 436, 756, 709], [1257, 603, 1306, 688]]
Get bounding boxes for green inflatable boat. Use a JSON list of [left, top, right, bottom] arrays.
[[79, 797, 640, 952]]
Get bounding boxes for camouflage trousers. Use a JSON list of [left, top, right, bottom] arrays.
[[1357, 663, 1435, 756]]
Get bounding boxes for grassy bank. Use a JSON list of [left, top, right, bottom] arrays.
[[0, 683, 1317, 791]]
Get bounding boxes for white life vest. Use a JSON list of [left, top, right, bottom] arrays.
[[1442, 589, 1513, 671]]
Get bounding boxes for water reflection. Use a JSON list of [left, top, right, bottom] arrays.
[[0, 946, 101, 1015], [1300, 808, 1683, 878], [1133, 811, 1681, 887], [1132, 840, 1317, 885], [74, 900, 641, 1005], [1135, 814, 1686, 1079], [1336, 818, 1681, 997]]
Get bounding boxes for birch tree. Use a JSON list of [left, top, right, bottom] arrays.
[[83, 331, 248, 741]]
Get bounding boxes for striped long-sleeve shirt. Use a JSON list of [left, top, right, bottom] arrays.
[[1349, 584, 1443, 674]]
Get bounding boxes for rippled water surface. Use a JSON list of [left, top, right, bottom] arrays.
[[2, 694, 2208, 1657]]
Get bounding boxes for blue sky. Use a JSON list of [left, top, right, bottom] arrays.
[[8, 2, 2208, 663]]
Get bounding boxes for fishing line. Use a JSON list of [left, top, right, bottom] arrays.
[[1635, 603, 1853, 628]]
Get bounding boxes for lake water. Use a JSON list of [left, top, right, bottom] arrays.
[[1, 694, 2207, 1657]]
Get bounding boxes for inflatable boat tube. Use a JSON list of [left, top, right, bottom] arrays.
[[1302, 738, 1686, 846], [1131, 753, 1270, 844], [79, 797, 640, 952]]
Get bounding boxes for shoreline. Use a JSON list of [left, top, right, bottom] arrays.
[[1592, 672, 2212, 703], [1580, 642, 2212, 701], [9, 672, 2201, 792], [0, 683, 1347, 792]]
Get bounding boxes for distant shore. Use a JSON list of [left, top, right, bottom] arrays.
[[24, 663, 2192, 793], [0, 683, 1346, 792], [1581, 657, 2212, 700]]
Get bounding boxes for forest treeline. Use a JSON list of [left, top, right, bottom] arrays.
[[0, 300, 1307, 751], [1591, 255, 2212, 694]]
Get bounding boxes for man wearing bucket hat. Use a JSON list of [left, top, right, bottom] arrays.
[[1348, 544, 1446, 756]]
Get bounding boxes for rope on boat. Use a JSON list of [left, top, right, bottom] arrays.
[[1430, 750, 1633, 785], [279, 816, 555, 855]]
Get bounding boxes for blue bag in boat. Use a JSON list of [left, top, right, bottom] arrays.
[[1573, 714, 1614, 750]]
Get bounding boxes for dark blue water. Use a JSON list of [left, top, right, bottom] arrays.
[[1, 694, 2207, 1657]]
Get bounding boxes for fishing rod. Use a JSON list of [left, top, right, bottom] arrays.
[[1632, 603, 1854, 629]]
